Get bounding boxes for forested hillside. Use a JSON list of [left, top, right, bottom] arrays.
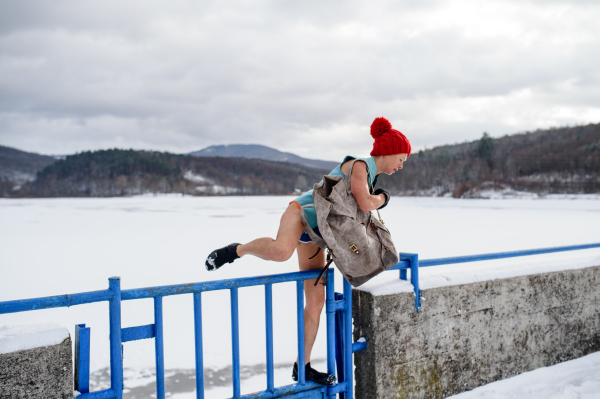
[[16, 149, 326, 197], [378, 123, 600, 197], [0, 145, 56, 184], [2, 123, 599, 198]]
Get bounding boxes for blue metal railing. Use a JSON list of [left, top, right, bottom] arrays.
[[1, 242, 599, 398], [0, 267, 354, 399], [391, 242, 600, 311]]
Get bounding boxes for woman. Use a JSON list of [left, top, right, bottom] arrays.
[[205, 117, 411, 385]]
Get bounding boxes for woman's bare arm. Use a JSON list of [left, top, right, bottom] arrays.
[[350, 161, 386, 212]]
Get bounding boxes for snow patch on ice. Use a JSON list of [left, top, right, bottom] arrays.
[[195, 185, 240, 194], [0, 323, 70, 354], [183, 171, 211, 184]]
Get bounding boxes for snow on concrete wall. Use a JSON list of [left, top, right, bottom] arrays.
[[353, 264, 600, 399], [0, 323, 70, 354], [0, 324, 72, 399]]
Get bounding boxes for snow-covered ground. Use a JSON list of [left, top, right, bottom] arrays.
[[1, 195, 599, 398], [448, 351, 600, 399]]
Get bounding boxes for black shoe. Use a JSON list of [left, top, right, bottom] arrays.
[[292, 362, 336, 386], [205, 243, 241, 271]]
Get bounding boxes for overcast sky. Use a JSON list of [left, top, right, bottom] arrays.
[[1, 0, 599, 161]]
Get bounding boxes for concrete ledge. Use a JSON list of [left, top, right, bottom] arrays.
[[0, 334, 72, 399], [353, 264, 600, 399]]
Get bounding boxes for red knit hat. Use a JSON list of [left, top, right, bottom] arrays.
[[369, 117, 411, 157]]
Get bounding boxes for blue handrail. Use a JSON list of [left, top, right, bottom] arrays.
[[419, 242, 600, 267], [1, 242, 599, 398], [391, 242, 600, 311]]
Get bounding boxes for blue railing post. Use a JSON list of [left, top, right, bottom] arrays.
[[231, 288, 241, 398], [409, 254, 420, 312], [399, 268, 407, 280], [296, 280, 306, 385], [343, 278, 353, 399], [74, 324, 90, 394], [334, 292, 345, 399], [399, 253, 421, 312], [265, 284, 275, 391], [193, 293, 205, 399], [108, 277, 123, 399], [154, 297, 165, 399], [325, 268, 336, 399]]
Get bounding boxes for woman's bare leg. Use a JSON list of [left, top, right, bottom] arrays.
[[297, 240, 326, 365], [236, 204, 305, 262]]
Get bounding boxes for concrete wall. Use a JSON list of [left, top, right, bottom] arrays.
[[353, 265, 600, 399], [0, 337, 72, 399]]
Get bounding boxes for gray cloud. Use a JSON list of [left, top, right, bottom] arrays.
[[1, 0, 599, 161]]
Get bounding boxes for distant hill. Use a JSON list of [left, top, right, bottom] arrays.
[[15, 149, 327, 197], [190, 144, 338, 171], [378, 123, 600, 197], [0, 145, 56, 185]]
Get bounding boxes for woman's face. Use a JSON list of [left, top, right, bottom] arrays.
[[381, 153, 408, 175]]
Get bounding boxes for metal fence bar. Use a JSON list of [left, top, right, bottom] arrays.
[[232, 381, 325, 398], [193, 293, 205, 399], [265, 283, 275, 391], [108, 277, 123, 399], [334, 293, 345, 399], [296, 280, 305, 384], [74, 324, 90, 394], [352, 341, 367, 353], [231, 288, 241, 398], [325, 268, 336, 399], [343, 278, 353, 399], [408, 254, 420, 311], [154, 297, 165, 399], [77, 388, 118, 399], [419, 243, 600, 268], [5, 244, 599, 313], [121, 324, 155, 342], [328, 382, 348, 395], [121, 270, 322, 300], [0, 290, 112, 314]]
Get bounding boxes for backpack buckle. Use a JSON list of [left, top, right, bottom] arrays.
[[350, 244, 360, 254]]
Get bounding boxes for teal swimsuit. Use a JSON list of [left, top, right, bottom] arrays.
[[291, 155, 379, 230]]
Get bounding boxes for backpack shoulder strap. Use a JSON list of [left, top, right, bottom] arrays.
[[344, 159, 374, 195]]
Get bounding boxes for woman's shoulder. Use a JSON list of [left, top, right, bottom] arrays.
[[341, 156, 377, 189], [340, 155, 369, 176]]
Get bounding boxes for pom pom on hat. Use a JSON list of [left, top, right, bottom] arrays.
[[371, 117, 392, 138], [369, 117, 411, 157]]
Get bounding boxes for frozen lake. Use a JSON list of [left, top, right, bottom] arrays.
[[1, 195, 599, 397]]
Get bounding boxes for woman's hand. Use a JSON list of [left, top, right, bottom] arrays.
[[373, 188, 390, 209], [350, 161, 387, 212]]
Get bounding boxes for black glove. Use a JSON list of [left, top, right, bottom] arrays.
[[373, 188, 390, 209]]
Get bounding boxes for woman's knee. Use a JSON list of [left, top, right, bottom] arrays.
[[267, 243, 295, 262], [305, 291, 325, 313]]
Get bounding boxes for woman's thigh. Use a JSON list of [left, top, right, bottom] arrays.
[[274, 204, 306, 250]]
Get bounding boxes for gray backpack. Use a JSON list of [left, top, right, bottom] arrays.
[[300, 160, 399, 287]]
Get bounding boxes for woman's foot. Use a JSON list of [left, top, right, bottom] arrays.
[[205, 243, 241, 271], [292, 362, 336, 386]]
